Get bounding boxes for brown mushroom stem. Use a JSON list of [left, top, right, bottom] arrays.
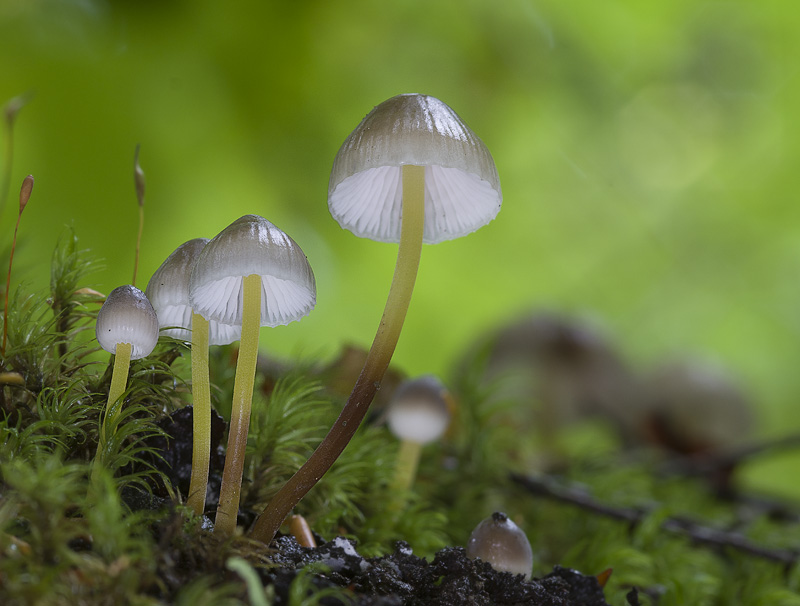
[[187, 313, 211, 516], [249, 164, 425, 545], [214, 273, 262, 536], [92, 341, 133, 482]]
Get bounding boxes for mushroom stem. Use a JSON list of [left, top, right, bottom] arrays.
[[93, 341, 133, 481], [249, 164, 425, 545], [187, 313, 211, 516], [214, 273, 262, 536], [390, 439, 423, 495]]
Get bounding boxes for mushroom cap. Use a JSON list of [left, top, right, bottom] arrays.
[[188, 215, 316, 327], [386, 375, 452, 444], [95, 285, 159, 360], [328, 93, 502, 244], [466, 512, 534, 579], [146, 238, 242, 346]]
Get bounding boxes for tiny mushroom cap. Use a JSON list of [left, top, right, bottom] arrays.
[[328, 93, 502, 244], [386, 375, 452, 445], [188, 215, 316, 327], [466, 512, 534, 580], [95, 285, 159, 360], [146, 238, 242, 345]]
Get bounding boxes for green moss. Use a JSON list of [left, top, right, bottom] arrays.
[[2, 231, 800, 604]]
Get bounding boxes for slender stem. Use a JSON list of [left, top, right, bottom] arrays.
[[249, 164, 426, 545], [187, 313, 211, 516], [132, 203, 144, 287], [92, 342, 132, 483], [391, 439, 422, 495], [2, 176, 32, 357], [2, 211, 22, 356], [132, 144, 145, 288], [215, 274, 261, 536]]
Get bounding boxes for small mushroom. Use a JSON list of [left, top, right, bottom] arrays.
[[466, 512, 534, 580], [93, 285, 159, 478], [386, 376, 452, 496], [146, 238, 242, 516], [189, 215, 316, 536], [250, 93, 501, 545]]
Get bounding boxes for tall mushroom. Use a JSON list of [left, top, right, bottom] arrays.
[[93, 285, 159, 480], [250, 93, 501, 544], [189, 215, 316, 536], [145, 238, 242, 516]]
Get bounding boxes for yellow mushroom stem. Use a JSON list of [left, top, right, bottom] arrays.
[[187, 313, 211, 516], [390, 439, 423, 495], [214, 273, 261, 536], [92, 341, 133, 483], [249, 164, 425, 545]]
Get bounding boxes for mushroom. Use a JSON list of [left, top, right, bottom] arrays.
[[188, 215, 316, 536], [466, 512, 534, 580], [146, 238, 242, 516], [250, 93, 501, 545], [93, 285, 159, 477], [386, 375, 452, 495]]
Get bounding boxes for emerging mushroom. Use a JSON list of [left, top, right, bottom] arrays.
[[386, 375, 452, 496], [93, 285, 159, 478], [250, 93, 501, 545], [146, 238, 242, 516], [188, 215, 316, 536], [466, 512, 534, 580]]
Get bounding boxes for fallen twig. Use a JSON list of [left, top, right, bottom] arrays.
[[511, 472, 799, 568]]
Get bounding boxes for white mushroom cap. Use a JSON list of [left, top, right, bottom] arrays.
[[386, 375, 452, 444], [95, 285, 159, 360], [188, 215, 316, 327], [466, 512, 534, 580], [328, 93, 502, 244], [146, 238, 242, 346]]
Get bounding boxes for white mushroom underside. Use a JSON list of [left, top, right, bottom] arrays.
[[387, 404, 451, 444], [155, 304, 242, 346], [191, 275, 315, 327], [328, 165, 501, 244]]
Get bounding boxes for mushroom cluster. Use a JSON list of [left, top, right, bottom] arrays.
[[93, 93, 500, 546], [95, 215, 316, 535]]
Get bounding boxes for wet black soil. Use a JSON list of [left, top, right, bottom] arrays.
[[261, 535, 610, 605], [128, 407, 611, 605]]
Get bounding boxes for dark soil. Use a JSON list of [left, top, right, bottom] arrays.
[[127, 407, 612, 605], [262, 535, 610, 605]]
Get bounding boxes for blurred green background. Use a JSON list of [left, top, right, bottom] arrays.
[[2, 1, 800, 494]]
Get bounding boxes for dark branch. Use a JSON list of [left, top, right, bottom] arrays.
[[511, 472, 799, 567]]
